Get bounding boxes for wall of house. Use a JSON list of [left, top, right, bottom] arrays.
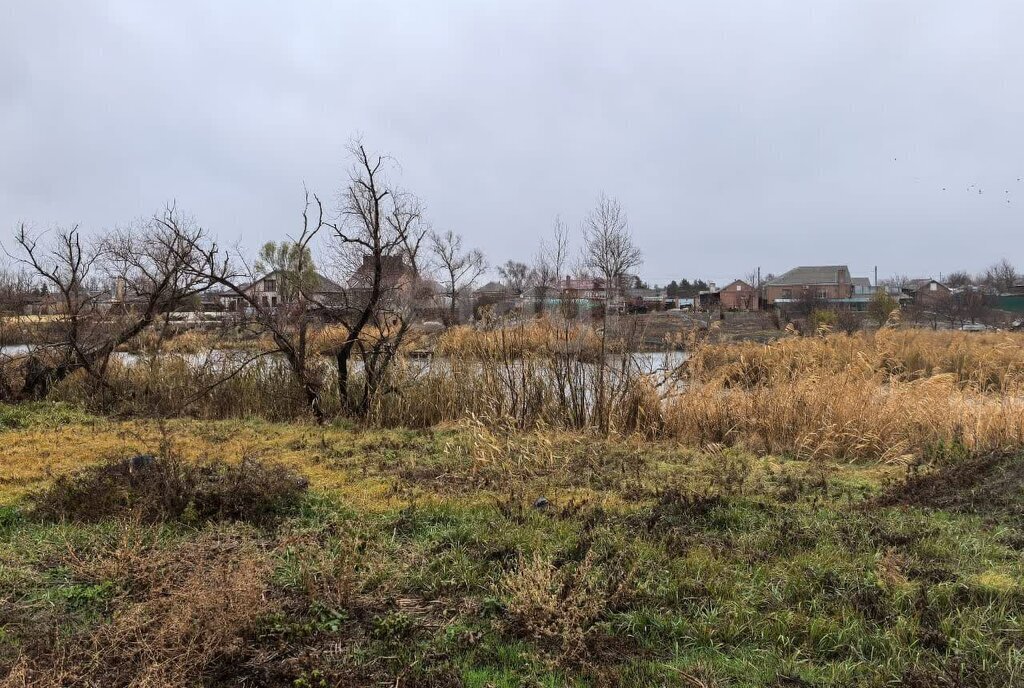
[[247, 278, 282, 308], [764, 281, 852, 304], [911, 282, 950, 305], [720, 283, 758, 310]]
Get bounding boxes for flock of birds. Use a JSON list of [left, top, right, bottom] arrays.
[[892, 157, 1021, 205], [949, 180, 1021, 205]]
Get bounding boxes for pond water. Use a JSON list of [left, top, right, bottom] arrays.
[[0, 344, 688, 380]]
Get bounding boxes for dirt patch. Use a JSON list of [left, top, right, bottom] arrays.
[[876, 453, 1024, 516]]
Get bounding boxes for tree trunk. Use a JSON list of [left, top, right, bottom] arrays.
[[336, 342, 355, 413]]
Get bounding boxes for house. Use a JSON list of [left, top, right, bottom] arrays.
[[347, 255, 414, 292], [475, 278, 516, 307], [343, 254, 448, 320], [719, 279, 758, 310], [901, 279, 950, 305], [220, 270, 345, 311], [763, 266, 853, 305], [561, 275, 606, 301], [851, 277, 875, 295], [474, 281, 511, 301]]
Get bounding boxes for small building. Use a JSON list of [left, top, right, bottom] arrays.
[[474, 281, 511, 301], [851, 277, 875, 295], [902, 279, 950, 305], [696, 287, 720, 311], [474, 280, 516, 318], [625, 287, 668, 313], [719, 279, 759, 310], [561, 275, 606, 301]]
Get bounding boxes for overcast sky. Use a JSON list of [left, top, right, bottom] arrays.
[[2, 1, 1022, 286]]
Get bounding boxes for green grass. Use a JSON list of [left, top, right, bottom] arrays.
[[0, 401, 99, 431], [1, 407, 1023, 686]]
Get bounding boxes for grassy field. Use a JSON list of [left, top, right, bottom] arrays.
[[2, 404, 1023, 686]]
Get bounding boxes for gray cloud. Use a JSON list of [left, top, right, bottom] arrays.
[[2, 0, 1023, 286]]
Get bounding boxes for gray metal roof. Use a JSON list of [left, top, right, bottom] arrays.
[[851, 277, 872, 288], [474, 280, 509, 294], [904, 278, 944, 292], [765, 265, 850, 286]]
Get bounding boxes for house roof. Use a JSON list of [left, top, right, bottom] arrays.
[[766, 265, 850, 286], [347, 255, 414, 289], [311, 273, 345, 293], [722, 279, 754, 290], [563, 277, 604, 291], [521, 285, 552, 298], [903, 278, 948, 292], [238, 270, 345, 295], [474, 280, 509, 295], [851, 277, 872, 289]]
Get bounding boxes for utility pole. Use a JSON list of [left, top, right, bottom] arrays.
[[874, 266, 878, 288]]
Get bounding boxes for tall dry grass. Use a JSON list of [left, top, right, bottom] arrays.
[[30, 321, 1024, 462], [687, 329, 1024, 392], [668, 329, 1024, 461], [436, 317, 604, 360]]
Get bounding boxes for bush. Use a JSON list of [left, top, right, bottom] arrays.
[[31, 455, 308, 525], [808, 308, 837, 334], [499, 551, 607, 660]]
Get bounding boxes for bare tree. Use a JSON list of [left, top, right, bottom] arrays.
[[497, 260, 533, 296], [429, 229, 486, 325], [931, 287, 992, 329], [983, 258, 1019, 293], [4, 207, 214, 400], [532, 216, 570, 315], [0, 264, 35, 316], [581, 195, 642, 431], [326, 142, 429, 417], [583, 195, 642, 313], [197, 190, 329, 419], [945, 270, 973, 288], [882, 274, 911, 291]]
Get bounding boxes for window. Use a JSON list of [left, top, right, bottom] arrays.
[[782, 289, 792, 299], [816, 289, 827, 299], [736, 285, 742, 291], [261, 295, 269, 307], [271, 296, 278, 307], [929, 282, 937, 291], [264, 278, 277, 292]]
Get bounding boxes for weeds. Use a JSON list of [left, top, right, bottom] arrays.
[[30, 454, 308, 525], [17, 327, 1024, 464], [498, 550, 609, 661], [4, 525, 275, 687]]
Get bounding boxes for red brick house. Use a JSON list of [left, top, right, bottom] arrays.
[[719, 279, 759, 310], [763, 266, 853, 305], [902, 279, 950, 305]]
